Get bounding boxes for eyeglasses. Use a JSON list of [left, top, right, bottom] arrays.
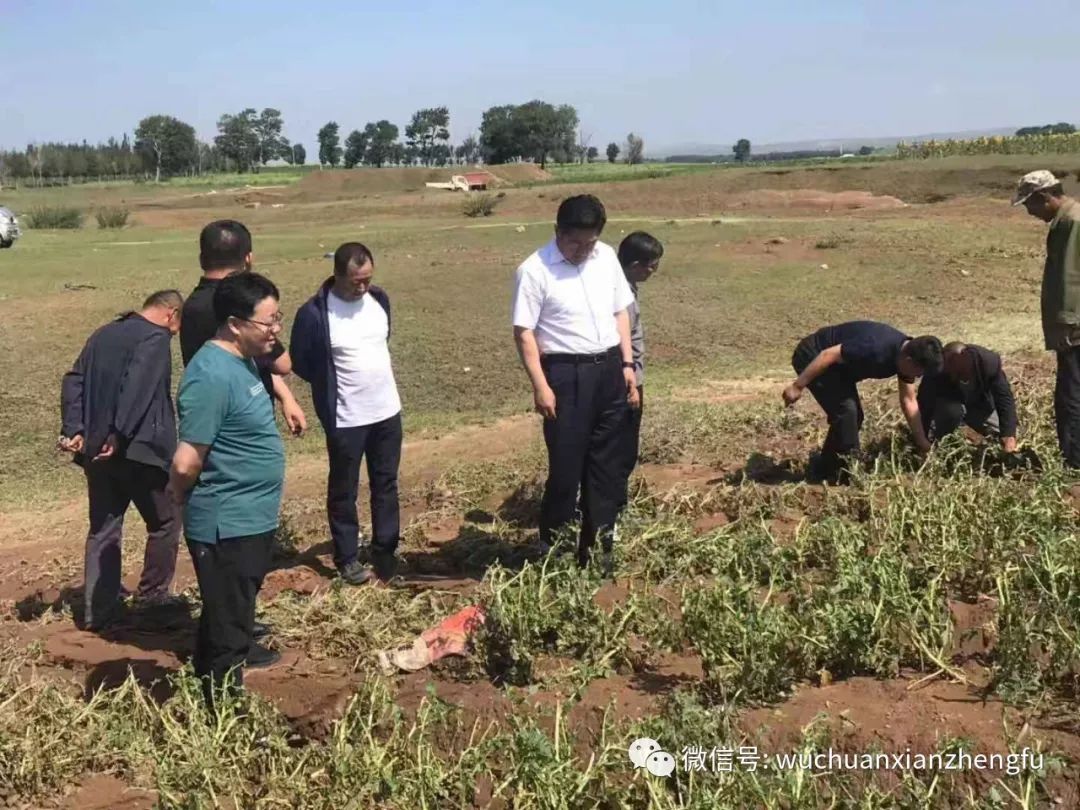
[[240, 315, 283, 331]]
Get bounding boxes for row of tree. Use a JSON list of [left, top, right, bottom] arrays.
[[1015, 123, 1076, 137], [4, 101, 678, 182], [315, 108, 462, 169], [314, 104, 655, 171], [0, 108, 308, 183], [315, 103, 590, 170]]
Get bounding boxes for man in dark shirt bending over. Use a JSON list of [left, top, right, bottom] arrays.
[[181, 220, 305, 436], [783, 321, 944, 481], [60, 290, 184, 630], [917, 342, 1018, 452]]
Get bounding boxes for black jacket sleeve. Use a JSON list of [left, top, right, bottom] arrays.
[[980, 347, 1019, 438], [988, 365, 1018, 439], [372, 286, 391, 339], [112, 331, 171, 442], [60, 345, 88, 437]]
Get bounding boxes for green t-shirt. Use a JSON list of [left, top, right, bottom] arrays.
[[178, 342, 285, 543]]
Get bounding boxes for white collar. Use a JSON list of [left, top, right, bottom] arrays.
[[544, 238, 598, 267]]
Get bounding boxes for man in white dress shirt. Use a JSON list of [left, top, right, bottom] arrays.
[[291, 243, 402, 585], [512, 195, 639, 572]]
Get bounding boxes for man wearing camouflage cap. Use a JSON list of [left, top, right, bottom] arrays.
[[1014, 170, 1080, 467]]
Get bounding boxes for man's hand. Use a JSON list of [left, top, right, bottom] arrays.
[[623, 368, 640, 409], [57, 434, 84, 454], [92, 433, 118, 462], [782, 383, 804, 407], [281, 398, 307, 437], [915, 436, 933, 455], [534, 384, 557, 420], [1002, 436, 1018, 453]]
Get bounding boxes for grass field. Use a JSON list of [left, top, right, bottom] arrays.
[[2, 158, 1080, 808]]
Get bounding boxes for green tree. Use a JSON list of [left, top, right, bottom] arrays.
[[253, 108, 289, 165], [625, 133, 645, 165], [405, 106, 451, 166], [292, 143, 307, 165], [317, 121, 342, 167], [457, 134, 480, 165], [733, 138, 751, 162], [586, 145, 599, 162], [362, 120, 399, 167], [215, 109, 259, 172], [134, 114, 198, 181], [343, 129, 369, 169], [479, 105, 518, 164], [857, 145, 874, 156], [606, 142, 620, 163], [514, 101, 578, 169]]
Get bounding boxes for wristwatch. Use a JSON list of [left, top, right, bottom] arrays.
[[622, 361, 635, 369]]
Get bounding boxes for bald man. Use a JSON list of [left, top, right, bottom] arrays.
[[916, 342, 1018, 452]]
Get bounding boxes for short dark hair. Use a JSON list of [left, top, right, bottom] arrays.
[[333, 242, 375, 276], [1046, 183, 1066, 199], [943, 341, 967, 357], [199, 220, 252, 271], [556, 194, 606, 233], [212, 272, 279, 325], [143, 289, 184, 309], [618, 231, 664, 268], [903, 335, 944, 374]]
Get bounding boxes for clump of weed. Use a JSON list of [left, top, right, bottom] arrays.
[[25, 206, 83, 229], [462, 193, 500, 218], [95, 207, 130, 229], [477, 556, 637, 686]]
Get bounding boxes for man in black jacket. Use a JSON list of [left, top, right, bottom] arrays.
[[181, 220, 305, 436], [59, 290, 184, 630], [918, 342, 1019, 451], [291, 242, 401, 586]]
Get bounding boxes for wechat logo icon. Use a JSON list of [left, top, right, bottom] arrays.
[[628, 737, 676, 777]]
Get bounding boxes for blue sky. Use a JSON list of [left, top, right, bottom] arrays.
[[3, 0, 1078, 154]]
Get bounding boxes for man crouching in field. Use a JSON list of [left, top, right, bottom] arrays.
[[170, 273, 286, 710], [917, 342, 1018, 452], [783, 321, 943, 482]]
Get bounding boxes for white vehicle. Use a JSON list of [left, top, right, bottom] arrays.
[[0, 207, 21, 248]]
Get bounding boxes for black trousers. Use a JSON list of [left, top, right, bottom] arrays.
[[188, 531, 274, 710], [917, 378, 997, 442], [1056, 347, 1080, 468], [618, 386, 644, 511], [539, 352, 630, 562], [792, 338, 863, 474], [326, 413, 403, 569], [83, 459, 180, 629]]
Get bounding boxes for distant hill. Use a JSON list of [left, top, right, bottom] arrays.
[[651, 128, 1018, 159]]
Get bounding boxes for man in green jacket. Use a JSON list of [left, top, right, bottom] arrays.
[[1015, 170, 1080, 467]]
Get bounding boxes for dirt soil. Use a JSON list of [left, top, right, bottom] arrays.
[[4, 377, 1080, 804]]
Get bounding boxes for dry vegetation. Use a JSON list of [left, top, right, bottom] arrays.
[[2, 157, 1080, 808]]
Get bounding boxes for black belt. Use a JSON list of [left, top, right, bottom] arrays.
[[542, 346, 620, 365]]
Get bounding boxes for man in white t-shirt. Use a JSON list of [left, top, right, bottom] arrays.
[[512, 195, 639, 573], [291, 243, 402, 585]]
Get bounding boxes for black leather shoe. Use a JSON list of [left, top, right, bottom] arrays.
[[252, 621, 272, 640], [246, 642, 282, 670]]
